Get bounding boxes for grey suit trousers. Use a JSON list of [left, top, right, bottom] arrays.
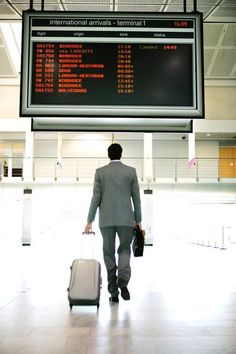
[[100, 226, 134, 297]]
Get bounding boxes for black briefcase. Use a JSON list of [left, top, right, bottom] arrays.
[[132, 225, 144, 257]]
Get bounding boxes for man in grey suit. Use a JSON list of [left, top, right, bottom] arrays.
[[84, 143, 142, 302]]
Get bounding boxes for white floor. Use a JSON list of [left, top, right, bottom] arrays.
[[1, 238, 236, 354], [0, 185, 236, 353]]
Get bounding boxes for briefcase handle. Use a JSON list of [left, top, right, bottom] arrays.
[[82, 231, 95, 235]]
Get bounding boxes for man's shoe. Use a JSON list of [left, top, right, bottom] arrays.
[[120, 287, 130, 300], [109, 296, 119, 303]]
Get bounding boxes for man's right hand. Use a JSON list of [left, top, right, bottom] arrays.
[[84, 223, 93, 234]]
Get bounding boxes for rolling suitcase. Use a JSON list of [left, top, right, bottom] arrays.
[[67, 233, 101, 310]]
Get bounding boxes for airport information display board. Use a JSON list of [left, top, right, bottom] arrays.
[[20, 12, 204, 119]]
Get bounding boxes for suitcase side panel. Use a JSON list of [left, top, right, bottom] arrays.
[[68, 259, 101, 306]]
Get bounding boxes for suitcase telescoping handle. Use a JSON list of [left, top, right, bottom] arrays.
[[80, 231, 96, 259]]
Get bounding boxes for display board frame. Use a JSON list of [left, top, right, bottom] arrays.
[[20, 11, 204, 120]]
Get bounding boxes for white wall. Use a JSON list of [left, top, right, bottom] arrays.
[[196, 141, 219, 158], [34, 140, 57, 157], [33, 135, 144, 179], [153, 140, 219, 159], [34, 137, 143, 158]]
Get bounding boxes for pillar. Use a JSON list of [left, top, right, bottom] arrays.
[[7, 142, 13, 177], [188, 121, 197, 168], [22, 188, 32, 246], [23, 129, 34, 180], [143, 133, 154, 245], [143, 133, 153, 182]]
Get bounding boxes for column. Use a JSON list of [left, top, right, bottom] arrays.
[[143, 133, 153, 182], [188, 121, 197, 168], [23, 129, 34, 180], [57, 132, 63, 167], [143, 133, 154, 245], [22, 189, 32, 246], [7, 142, 13, 177]]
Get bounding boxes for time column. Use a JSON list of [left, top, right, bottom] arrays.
[[34, 43, 55, 93], [117, 44, 134, 95]]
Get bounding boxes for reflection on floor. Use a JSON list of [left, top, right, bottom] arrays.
[[0, 237, 236, 354]]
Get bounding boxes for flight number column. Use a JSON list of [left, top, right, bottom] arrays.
[[34, 43, 55, 93]]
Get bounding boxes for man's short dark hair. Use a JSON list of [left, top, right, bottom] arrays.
[[108, 143, 123, 160]]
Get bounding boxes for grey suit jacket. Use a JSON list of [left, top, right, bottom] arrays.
[[87, 161, 141, 227]]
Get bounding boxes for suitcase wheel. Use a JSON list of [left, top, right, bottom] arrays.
[[97, 303, 100, 309], [69, 303, 73, 310]]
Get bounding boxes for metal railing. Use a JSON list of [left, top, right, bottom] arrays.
[[0, 157, 236, 181], [153, 157, 220, 180]]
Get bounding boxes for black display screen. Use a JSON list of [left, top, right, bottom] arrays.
[[31, 42, 193, 106]]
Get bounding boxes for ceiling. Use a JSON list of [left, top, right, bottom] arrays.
[[0, 0, 236, 82]]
